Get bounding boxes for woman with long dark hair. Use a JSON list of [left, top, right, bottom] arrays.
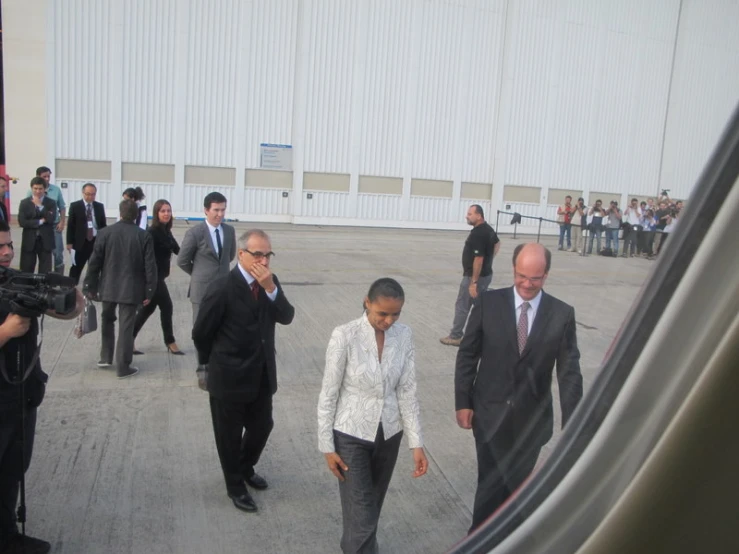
[[132, 199, 184, 355], [317, 278, 428, 553]]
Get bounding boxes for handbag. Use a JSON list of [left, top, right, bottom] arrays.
[[74, 298, 98, 338]]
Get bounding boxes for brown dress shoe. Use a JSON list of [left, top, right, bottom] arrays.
[[440, 336, 462, 347]]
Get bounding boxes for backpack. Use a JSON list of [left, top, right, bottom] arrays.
[[600, 247, 614, 257]]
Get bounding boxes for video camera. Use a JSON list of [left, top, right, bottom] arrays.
[[661, 189, 670, 197], [0, 266, 77, 318]]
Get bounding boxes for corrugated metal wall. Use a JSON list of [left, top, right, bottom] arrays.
[[50, 0, 739, 229]]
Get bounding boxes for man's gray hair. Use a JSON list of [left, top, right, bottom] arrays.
[[238, 229, 270, 250]]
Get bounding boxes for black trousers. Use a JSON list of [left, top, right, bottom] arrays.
[[0, 406, 37, 542], [69, 238, 95, 285], [19, 236, 51, 274], [209, 382, 273, 496], [471, 422, 541, 532], [334, 425, 402, 554], [133, 280, 175, 345]]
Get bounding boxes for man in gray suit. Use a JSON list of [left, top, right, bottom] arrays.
[[84, 200, 157, 379], [177, 192, 236, 388]]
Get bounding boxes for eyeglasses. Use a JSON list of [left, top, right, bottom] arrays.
[[514, 272, 544, 284], [243, 249, 275, 260]]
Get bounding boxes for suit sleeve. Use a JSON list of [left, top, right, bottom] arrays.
[[83, 232, 105, 293], [142, 232, 158, 301], [228, 226, 236, 262], [192, 280, 227, 365], [396, 328, 423, 449], [17, 200, 39, 229], [316, 327, 348, 453], [265, 274, 295, 326], [455, 295, 485, 410], [66, 203, 77, 245], [176, 227, 197, 275], [556, 306, 583, 427]]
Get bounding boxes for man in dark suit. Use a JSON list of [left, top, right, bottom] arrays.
[[83, 200, 157, 379], [0, 176, 9, 223], [66, 183, 107, 285], [193, 229, 294, 513], [455, 243, 583, 532], [17, 177, 57, 274], [177, 191, 236, 389]]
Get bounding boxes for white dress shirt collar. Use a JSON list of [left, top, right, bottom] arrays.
[[205, 220, 221, 233], [513, 287, 542, 334], [237, 263, 255, 285]]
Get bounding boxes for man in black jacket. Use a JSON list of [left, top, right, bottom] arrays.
[[193, 229, 294, 513], [66, 183, 107, 285], [0, 220, 83, 553], [17, 178, 57, 274], [83, 200, 157, 379]]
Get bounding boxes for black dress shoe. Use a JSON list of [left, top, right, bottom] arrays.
[[246, 473, 269, 490], [228, 492, 257, 513], [133, 349, 144, 355], [4, 533, 51, 553]]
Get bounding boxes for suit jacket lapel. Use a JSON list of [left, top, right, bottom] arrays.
[[201, 222, 219, 260], [520, 292, 552, 360]]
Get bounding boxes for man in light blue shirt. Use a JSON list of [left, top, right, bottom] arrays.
[[28, 166, 67, 274]]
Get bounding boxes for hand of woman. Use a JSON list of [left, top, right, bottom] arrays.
[[324, 452, 349, 482], [412, 447, 428, 478]]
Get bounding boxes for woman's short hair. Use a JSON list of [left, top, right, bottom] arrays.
[[366, 278, 405, 303]]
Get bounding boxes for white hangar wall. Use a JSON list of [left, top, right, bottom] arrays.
[[3, 0, 738, 232]]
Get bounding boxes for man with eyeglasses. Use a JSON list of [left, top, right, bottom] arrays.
[[177, 192, 236, 390], [193, 229, 294, 514], [455, 243, 583, 532], [440, 204, 500, 347]]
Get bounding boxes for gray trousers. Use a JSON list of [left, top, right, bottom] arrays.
[[100, 302, 138, 375], [191, 302, 201, 324], [334, 425, 402, 554], [449, 274, 493, 339]]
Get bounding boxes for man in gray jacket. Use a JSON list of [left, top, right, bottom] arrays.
[[176, 192, 236, 321], [84, 200, 157, 378]]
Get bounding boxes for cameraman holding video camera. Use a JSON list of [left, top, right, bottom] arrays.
[[0, 221, 82, 554]]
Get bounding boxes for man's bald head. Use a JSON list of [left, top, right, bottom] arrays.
[[512, 243, 551, 300]]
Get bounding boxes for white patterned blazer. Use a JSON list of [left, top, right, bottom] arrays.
[[317, 313, 424, 453]]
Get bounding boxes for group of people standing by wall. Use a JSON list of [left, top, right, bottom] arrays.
[[556, 194, 682, 258]]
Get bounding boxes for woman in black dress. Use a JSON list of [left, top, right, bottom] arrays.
[[132, 199, 184, 355]]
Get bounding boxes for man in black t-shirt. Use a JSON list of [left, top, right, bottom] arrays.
[[441, 205, 500, 347], [0, 221, 82, 554]]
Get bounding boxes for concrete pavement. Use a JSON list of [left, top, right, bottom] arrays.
[[16, 222, 651, 553]]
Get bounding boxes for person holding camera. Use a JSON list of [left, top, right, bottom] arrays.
[[604, 201, 622, 256], [586, 200, 606, 254], [622, 198, 642, 258], [570, 198, 586, 253], [0, 220, 83, 554], [556, 196, 574, 251]]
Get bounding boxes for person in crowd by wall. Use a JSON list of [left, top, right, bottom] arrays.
[[621, 197, 642, 258], [132, 200, 183, 355], [556, 195, 573, 251], [0, 176, 9, 223], [66, 183, 107, 285], [18, 177, 57, 274], [83, 200, 157, 379], [318, 278, 428, 553], [133, 187, 148, 230], [455, 243, 582, 532], [193, 229, 294, 514], [639, 208, 658, 257], [440, 205, 500, 347], [177, 192, 236, 390], [604, 201, 622, 256], [29, 166, 66, 274], [570, 197, 586, 253], [653, 200, 670, 256], [586, 199, 606, 255]]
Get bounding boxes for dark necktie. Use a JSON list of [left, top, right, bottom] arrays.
[[215, 228, 222, 259], [86, 203, 94, 241], [250, 280, 259, 301], [517, 301, 530, 354]]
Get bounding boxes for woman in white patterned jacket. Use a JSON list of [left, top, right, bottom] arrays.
[[317, 278, 428, 554]]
